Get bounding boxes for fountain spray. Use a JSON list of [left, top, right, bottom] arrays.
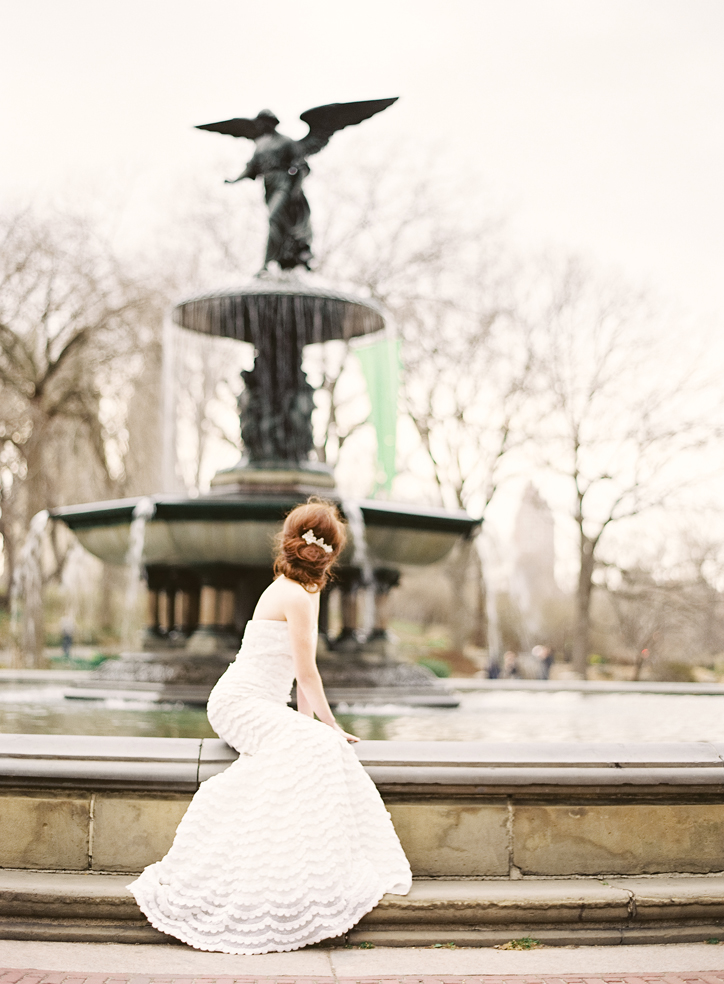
[[10, 509, 50, 668], [341, 500, 375, 639], [120, 498, 156, 652]]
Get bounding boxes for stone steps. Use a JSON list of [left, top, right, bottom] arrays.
[[1, 870, 723, 947]]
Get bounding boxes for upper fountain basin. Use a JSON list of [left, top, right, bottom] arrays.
[[174, 279, 384, 344], [52, 495, 479, 568]]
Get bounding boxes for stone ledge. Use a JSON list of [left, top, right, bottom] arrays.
[[366, 766, 724, 787], [0, 735, 203, 792], [1, 871, 724, 947], [355, 739, 724, 767], [3, 735, 724, 794]]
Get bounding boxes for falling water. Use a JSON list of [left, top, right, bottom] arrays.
[[342, 499, 375, 638], [479, 532, 502, 667], [160, 315, 178, 495], [60, 540, 89, 640], [120, 497, 156, 651], [10, 510, 50, 666], [485, 581, 501, 661], [169, 322, 250, 493]]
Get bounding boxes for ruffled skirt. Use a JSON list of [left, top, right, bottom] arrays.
[[129, 689, 411, 954]]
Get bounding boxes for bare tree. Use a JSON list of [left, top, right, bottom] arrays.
[[529, 257, 720, 677], [0, 209, 159, 661], [600, 523, 724, 679], [397, 260, 537, 653]]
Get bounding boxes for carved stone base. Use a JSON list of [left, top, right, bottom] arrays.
[[92, 651, 235, 688], [210, 459, 335, 494], [317, 658, 434, 688], [183, 627, 239, 656], [316, 655, 458, 702]]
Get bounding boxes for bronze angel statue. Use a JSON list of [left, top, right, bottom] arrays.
[[196, 98, 398, 272]]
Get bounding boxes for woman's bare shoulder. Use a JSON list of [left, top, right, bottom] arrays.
[[253, 575, 315, 620], [279, 577, 318, 609]]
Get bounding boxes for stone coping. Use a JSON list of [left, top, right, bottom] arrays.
[[51, 494, 476, 535], [2, 735, 724, 793]]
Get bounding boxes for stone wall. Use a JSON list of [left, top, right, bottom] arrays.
[[1, 735, 724, 879]]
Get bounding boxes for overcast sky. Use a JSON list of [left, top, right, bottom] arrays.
[[2, 0, 723, 323], [3, 0, 723, 588]]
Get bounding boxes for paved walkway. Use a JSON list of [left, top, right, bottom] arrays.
[[2, 941, 724, 982], [3, 975, 724, 984]]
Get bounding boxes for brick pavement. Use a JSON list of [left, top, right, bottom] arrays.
[[3, 971, 724, 984]]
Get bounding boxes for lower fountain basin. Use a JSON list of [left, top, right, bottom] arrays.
[[52, 495, 478, 568], [50, 493, 475, 708]]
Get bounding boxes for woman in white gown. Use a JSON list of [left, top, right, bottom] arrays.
[[129, 497, 412, 954]]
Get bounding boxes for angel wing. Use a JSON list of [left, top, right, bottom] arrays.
[[299, 98, 398, 156], [195, 117, 267, 140]]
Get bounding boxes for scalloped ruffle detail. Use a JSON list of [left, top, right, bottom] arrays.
[[128, 620, 412, 954]]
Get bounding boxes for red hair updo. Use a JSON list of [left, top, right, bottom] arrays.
[[273, 496, 347, 591]]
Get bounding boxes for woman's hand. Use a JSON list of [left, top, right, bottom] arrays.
[[332, 722, 360, 743]]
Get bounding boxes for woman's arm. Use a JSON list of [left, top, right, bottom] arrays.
[[285, 586, 358, 741], [296, 684, 314, 718]]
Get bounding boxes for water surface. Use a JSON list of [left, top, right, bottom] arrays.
[[2, 683, 724, 743]]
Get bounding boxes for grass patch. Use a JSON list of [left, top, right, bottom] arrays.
[[497, 936, 542, 950], [49, 652, 117, 670]]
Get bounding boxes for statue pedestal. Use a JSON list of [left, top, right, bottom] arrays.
[[210, 460, 335, 495]]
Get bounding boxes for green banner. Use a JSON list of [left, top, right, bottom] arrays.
[[355, 338, 400, 495]]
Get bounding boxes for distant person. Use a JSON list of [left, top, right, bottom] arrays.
[[60, 614, 75, 660], [533, 644, 555, 680], [487, 653, 501, 679], [503, 650, 519, 678], [542, 646, 554, 679]]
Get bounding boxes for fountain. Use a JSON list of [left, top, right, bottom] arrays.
[[48, 99, 479, 706]]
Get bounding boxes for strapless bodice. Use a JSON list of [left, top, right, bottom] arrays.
[[209, 619, 294, 704]]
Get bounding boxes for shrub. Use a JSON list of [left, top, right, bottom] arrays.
[[417, 656, 452, 678]]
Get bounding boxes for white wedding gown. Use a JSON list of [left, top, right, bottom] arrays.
[[129, 619, 412, 954]]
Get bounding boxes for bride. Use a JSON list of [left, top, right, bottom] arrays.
[[129, 496, 412, 954]]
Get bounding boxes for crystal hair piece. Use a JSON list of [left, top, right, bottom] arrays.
[[302, 528, 333, 553]]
